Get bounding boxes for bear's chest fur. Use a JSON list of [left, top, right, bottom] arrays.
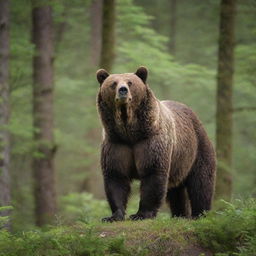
[[112, 105, 144, 143], [99, 100, 159, 145]]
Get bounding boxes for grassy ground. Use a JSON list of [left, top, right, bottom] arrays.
[[0, 218, 209, 256], [95, 218, 210, 256], [0, 199, 255, 256]]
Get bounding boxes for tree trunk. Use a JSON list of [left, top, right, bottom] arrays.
[[215, 0, 236, 201], [99, 0, 116, 71], [32, 2, 56, 226], [90, 0, 103, 67], [169, 0, 176, 56], [0, 0, 11, 229]]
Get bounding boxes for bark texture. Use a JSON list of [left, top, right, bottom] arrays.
[[99, 0, 115, 71], [215, 0, 236, 201], [0, 0, 11, 227], [32, 3, 56, 226]]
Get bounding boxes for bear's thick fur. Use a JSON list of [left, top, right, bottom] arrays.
[[96, 67, 216, 222]]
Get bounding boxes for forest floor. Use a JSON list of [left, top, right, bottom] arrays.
[[0, 199, 255, 256], [1, 218, 213, 256], [95, 218, 213, 256]]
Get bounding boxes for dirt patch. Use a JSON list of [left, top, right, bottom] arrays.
[[181, 244, 213, 256], [135, 238, 213, 256]]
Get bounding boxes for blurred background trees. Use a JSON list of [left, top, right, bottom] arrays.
[[32, 1, 56, 226], [0, 0, 255, 229], [0, 0, 11, 229], [215, 0, 236, 201], [100, 0, 115, 71]]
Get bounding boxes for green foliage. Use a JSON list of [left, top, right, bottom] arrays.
[[195, 199, 256, 255], [59, 192, 110, 224], [233, 43, 256, 196], [0, 226, 130, 256], [1, 199, 256, 255], [0, 206, 13, 229], [237, 236, 256, 256]]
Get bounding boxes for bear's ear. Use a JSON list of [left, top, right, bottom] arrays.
[[135, 66, 148, 84], [96, 69, 109, 85]]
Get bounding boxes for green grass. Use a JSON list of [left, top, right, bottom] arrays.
[[1, 199, 256, 256]]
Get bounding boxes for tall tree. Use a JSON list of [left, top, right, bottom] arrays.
[[32, 1, 56, 226], [99, 0, 115, 71], [0, 0, 11, 228], [90, 0, 102, 66], [169, 0, 177, 56], [215, 0, 236, 201]]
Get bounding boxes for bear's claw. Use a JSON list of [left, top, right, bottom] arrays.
[[129, 214, 145, 221], [101, 216, 115, 222], [101, 215, 124, 222], [129, 211, 156, 221]]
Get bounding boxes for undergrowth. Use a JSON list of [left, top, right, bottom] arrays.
[[0, 198, 255, 256], [194, 199, 256, 256], [0, 226, 132, 256]]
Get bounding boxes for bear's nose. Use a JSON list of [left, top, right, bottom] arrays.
[[118, 86, 128, 95]]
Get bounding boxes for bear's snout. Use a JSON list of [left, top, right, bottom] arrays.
[[118, 86, 128, 96], [115, 84, 132, 104]]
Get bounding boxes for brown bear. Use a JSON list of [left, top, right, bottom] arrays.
[[96, 66, 216, 222]]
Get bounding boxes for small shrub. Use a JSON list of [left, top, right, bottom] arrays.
[[195, 199, 256, 255]]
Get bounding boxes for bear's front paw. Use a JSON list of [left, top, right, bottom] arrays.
[[129, 211, 156, 221], [101, 209, 124, 222]]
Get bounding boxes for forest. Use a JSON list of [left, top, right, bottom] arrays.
[[0, 0, 256, 255]]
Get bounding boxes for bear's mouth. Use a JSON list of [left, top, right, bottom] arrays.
[[115, 95, 132, 105]]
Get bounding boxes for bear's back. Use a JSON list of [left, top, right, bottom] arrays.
[[161, 100, 190, 114], [160, 100, 202, 186], [160, 100, 201, 130]]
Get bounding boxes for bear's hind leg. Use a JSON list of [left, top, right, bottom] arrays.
[[166, 185, 190, 217], [186, 156, 215, 218]]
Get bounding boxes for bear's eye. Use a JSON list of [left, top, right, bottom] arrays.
[[110, 81, 117, 89], [127, 81, 132, 87]]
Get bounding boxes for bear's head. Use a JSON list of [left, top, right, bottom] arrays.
[[96, 66, 148, 109], [96, 67, 159, 143]]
